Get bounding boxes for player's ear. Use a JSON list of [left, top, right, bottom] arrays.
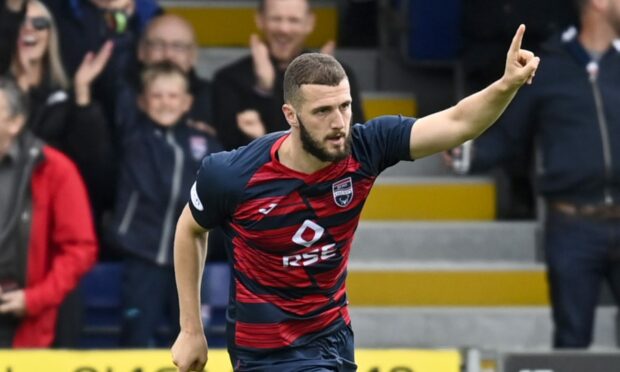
[[282, 103, 298, 128]]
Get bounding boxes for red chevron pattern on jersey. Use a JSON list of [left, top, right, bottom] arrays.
[[189, 116, 415, 355]]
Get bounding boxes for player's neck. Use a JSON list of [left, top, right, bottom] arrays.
[[278, 135, 333, 174]]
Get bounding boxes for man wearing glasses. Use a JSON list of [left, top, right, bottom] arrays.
[[118, 14, 216, 135]]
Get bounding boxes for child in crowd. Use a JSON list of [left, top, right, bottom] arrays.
[[110, 60, 222, 347]]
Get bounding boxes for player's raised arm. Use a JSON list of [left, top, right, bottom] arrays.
[[409, 24, 540, 160], [171, 204, 209, 372]]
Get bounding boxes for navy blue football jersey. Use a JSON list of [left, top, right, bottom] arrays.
[[189, 115, 415, 355]]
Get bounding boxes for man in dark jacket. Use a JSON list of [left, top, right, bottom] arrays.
[[449, 0, 620, 348], [0, 76, 97, 347], [212, 0, 365, 150]]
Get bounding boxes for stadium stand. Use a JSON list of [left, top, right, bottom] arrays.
[[79, 262, 231, 347], [73, 0, 618, 362]]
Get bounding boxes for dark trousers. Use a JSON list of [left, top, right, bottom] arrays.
[[0, 315, 18, 347], [231, 324, 357, 372], [120, 257, 179, 347], [53, 288, 83, 347], [545, 210, 620, 347]]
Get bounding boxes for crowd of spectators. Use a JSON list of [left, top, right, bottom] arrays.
[[0, 0, 366, 348], [1, 0, 615, 352]]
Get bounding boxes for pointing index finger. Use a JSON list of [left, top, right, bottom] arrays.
[[510, 24, 526, 53]]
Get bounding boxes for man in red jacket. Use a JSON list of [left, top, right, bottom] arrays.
[[0, 76, 97, 347]]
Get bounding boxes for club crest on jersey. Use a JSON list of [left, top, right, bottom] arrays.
[[332, 177, 353, 208], [189, 136, 208, 161]]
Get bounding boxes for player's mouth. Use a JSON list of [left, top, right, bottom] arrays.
[[326, 133, 345, 146]]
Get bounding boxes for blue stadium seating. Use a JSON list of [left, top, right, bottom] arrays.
[[79, 262, 124, 348], [201, 262, 231, 347], [78, 262, 231, 348]]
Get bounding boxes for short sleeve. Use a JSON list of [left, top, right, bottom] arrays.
[[188, 154, 237, 229], [352, 115, 415, 175]]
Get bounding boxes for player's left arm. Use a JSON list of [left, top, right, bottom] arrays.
[[409, 24, 539, 160]]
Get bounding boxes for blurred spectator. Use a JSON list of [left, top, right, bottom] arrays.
[[1, 0, 26, 74], [8, 0, 113, 236], [0, 76, 97, 347], [42, 0, 162, 123], [109, 61, 222, 347], [212, 0, 365, 150], [460, 0, 577, 219], [448, 0, 620, 348], [117, 14, 216, 136], [462, 0, 575, 93]]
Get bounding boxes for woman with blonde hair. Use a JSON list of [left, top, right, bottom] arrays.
[[3, 0, 116, 348], [12, 0, 67, 91], [10, 0, 114, 221]]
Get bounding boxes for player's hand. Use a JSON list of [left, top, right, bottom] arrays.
[[250, 34, 275, 92], [171, 329, 208, 372], [502, 24, 540, 88]]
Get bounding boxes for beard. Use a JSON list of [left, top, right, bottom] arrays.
[[298, 115, 352, 163]]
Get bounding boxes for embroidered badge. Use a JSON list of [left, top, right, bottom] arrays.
[[332, 177, 353, 208], [189, 136, 208, 161]]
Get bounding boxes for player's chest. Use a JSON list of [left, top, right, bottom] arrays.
[[232, 173, 375, 228]]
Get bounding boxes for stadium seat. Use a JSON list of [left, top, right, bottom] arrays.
[[78, 262, 232, 348], [79, 262, 124, 348], [201, 262, 231, 347]]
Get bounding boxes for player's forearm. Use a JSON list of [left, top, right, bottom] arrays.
[[174, 214, 208, 333], [451, 78, 518, 140]]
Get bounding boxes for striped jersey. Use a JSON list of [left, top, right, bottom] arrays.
[[189, 115, 415, 357]]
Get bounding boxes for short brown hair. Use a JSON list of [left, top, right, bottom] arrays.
[[140, 60, 189, 94], [283, 53, 347, 108]]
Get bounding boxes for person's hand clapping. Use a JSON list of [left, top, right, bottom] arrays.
[[74, 40, 113, 106], [237, 109, 266, 139], [250, 34, 275, 93]]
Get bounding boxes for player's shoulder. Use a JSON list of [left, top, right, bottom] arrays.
[[199, 131, 286, 181], [352, 115, 416, 139]]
